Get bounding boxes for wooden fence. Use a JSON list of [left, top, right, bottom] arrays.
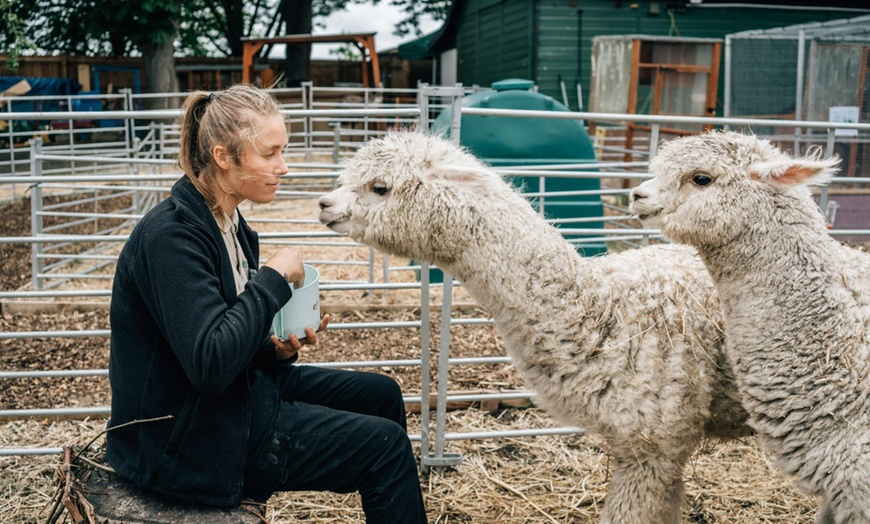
[[0, 53, 432, 94]]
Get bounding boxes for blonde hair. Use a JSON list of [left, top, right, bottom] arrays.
[[178, 83, 284, 212]]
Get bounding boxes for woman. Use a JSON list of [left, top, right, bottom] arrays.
[[106, 84, 427, 522]]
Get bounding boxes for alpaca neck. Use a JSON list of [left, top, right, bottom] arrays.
[[698, 205, 839, 338], [700, 199, 833, 292], [433, 199, 587, 336]]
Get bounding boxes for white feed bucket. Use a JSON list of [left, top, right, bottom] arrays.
[[271, 264, 320, 340]]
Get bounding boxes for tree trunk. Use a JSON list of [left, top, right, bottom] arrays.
[[225, 0, 246, 57], [280, 0, 313, 87], [141, 22, 180, 110], [82, 469, 264, 524]]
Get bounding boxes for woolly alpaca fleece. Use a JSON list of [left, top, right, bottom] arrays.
[[630, 131, 870, 524], [320, 131, 750, 523]]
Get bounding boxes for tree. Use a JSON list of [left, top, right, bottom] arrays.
[[391, 0, 451, 38], [279, 0, 314, 87], [4, 0, 181, 106], [178, 0, 274, 57], [277, 0, 451, 87], [1, 0, 450, 92], [0, 0, 35, 70], [103, 0, 181, 107], [174, 0, 371, 85], [175, 0, 451, 86], [178, 0, 377, 87]]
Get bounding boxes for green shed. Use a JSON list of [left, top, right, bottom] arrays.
[[431, 78, 607, 257], [426, 0, 870, 113]]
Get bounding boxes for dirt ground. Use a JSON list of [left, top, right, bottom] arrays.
[[0, 192, 820, 523]]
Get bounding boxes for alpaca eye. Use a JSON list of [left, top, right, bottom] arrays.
[[370, 183, 389, 196], [691, 174, 713, 187]]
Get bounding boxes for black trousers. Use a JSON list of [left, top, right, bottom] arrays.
[[244, 364, 427, 523]]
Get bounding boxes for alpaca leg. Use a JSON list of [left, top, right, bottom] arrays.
[[815, 503, 834, 524], [600, 455, 686, 524], [816, 484, 870, 524], [814, 449, 870, 524]]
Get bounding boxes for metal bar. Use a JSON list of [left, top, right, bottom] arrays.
[[0, 448, 65, 456], [649, 123, 660, 159], [25, 427, 499, 461], [724, 35, 732, 125], [0, 320, 429, 340], [444, 427, 585, 441], [419, 261, 433, 471], [0, 108, 420, 121], [0, 369, 109, 379], [461, 107, 870, 131], [0, 290, 112, 299], [29, 139, 44, 291], [794, 29, 806, 154], [0, 406, 111, 418]]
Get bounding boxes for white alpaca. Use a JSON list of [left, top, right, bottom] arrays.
[[630, 131, 870, 524], [319, 131, 750, 523]]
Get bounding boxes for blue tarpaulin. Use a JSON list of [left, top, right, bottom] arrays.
[[0, 76, 81, 112]]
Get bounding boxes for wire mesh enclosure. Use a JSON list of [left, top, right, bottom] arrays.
[[725, 14, 870, 176]]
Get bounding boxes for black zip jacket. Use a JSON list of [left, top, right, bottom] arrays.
[[106, 176, 293, 507]]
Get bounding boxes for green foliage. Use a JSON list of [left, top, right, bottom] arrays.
[[329, 43, 362, 61], [0, 0, 34, 71], [0, 0, 181, 57], [35, 0, 123, 55], [178, 0, 275, 57], [389, 0, 451, 37], [0, 0, 451, 60]]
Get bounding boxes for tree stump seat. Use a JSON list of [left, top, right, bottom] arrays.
[[81, 469, 265, 524]]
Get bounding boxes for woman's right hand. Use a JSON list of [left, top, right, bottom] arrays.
[[271, 314, 330, 361], [264, 248, 305, 288]]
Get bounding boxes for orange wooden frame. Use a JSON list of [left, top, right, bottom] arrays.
[[624, 38, 722, 165], [241, 33, 381, 87]]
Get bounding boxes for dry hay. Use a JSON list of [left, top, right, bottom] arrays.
[[0, 302, 819, 523], [0, 409, 818, 523]]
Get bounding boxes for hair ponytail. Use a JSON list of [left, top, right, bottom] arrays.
[[178, 92, 223, 209], [177, 85, 284, 212]]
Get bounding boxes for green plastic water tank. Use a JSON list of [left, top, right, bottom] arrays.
[[431, 78, 605, 256]]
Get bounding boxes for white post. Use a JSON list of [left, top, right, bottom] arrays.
[[29, 139, 44, 291], [122, 88, 134, 152], [419, 84, 465, 469], [723, 35, 732, 131], [794, 29, 806, 155], [649, 123, 660, 160], [302, 81, 313, 161]]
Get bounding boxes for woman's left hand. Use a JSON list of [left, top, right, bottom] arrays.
[[271, 314, 330, 360]]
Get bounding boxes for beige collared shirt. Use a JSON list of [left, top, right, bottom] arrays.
[[214, 209, 249, 296]]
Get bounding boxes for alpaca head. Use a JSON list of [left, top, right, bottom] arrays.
[[318, 131, 507, 264], [629, 131, 839, 248]]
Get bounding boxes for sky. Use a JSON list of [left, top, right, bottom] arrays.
[[309, 3, 443, 59]]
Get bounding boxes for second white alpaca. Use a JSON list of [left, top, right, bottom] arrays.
[[631, 131, 870, 524], [319, 131, 750, 523]]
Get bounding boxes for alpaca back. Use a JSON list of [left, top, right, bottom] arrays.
[[630, 130, 870, 521]]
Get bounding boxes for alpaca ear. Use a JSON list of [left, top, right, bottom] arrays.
[[425, 164, 494, 187], [750, 155, 840, 187]]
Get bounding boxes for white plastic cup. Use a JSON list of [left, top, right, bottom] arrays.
[[271, 264, 320, 340]]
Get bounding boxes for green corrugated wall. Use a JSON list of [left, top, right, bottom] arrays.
[[535, 1, 581, 109], [451, 0, 866, 113], [456, 0, 535, 85]]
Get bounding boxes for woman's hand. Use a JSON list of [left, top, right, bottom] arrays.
[[264, 248, 305, 288], [271, 314, 331, 360]]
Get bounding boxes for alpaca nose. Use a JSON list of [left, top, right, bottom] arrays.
[[318, 196, 332, 210], [630, 186, 648, 202]]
